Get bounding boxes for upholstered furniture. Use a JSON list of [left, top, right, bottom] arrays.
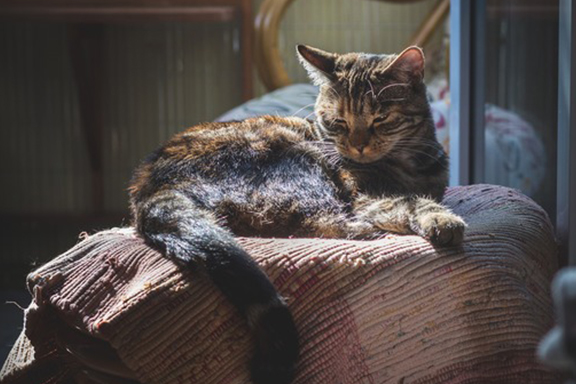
[[0, 185, 561, 383]]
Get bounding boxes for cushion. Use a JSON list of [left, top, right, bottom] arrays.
[[215, 84, 318, 123], [0, 185, 560, 384]]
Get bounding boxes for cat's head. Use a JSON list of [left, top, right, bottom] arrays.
[[297, 45, 432, 164]]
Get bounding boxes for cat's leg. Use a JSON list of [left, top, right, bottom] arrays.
[[134, 189, 299, 384], [409, 196, 466, 245], [298, 210, 381, 239], [354, 195, 466, 245]]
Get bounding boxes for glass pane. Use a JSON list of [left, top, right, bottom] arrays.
[[483, 0, 559, 219]]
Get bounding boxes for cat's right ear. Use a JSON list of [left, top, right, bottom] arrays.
[[296, 45, 337, 85]]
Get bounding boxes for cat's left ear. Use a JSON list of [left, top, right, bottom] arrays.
[[385, 46, 425, 82], [296, 44, 337, 85]]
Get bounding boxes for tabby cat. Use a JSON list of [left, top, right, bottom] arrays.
[[129, 45, 466, 384]]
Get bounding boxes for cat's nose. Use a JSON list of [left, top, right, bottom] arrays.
[[355, 144, 366, 154]]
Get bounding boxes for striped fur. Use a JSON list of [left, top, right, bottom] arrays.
[[129, 46, 465, 384]]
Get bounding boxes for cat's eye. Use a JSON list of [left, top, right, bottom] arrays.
[[373, 114, 389, 125], [322, 117, 347, 132]]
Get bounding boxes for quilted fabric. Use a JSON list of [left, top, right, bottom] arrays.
[[0, 185, 561, 384]]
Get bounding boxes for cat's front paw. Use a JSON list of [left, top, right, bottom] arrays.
[[411, 211, 466, 245]]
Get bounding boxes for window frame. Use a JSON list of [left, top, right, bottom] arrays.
[[450, 0, 576, 264]]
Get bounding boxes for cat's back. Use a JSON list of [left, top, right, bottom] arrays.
[[167, 116, 318, 163], [129, 116, 348, 235], [160, 116, 319, 163], [131, 116, 317, 190]]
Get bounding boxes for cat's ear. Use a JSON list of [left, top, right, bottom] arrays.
[[296, 44, 337, 85], [384, 46, 425, 82]]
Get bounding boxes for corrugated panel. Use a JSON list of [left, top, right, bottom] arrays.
[[0, 21, 242, 214], [0, 22, 91, 214], [101, 22, 242, 211]]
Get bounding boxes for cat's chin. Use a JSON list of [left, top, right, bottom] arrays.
[[344, 153, 385, 164]]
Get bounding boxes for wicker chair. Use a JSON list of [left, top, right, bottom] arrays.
[[253, 0, 449, 92]]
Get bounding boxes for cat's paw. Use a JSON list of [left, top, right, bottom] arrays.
[[411, 211, 466, 245]]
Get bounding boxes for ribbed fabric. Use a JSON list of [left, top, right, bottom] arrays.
[[0, 185, 561, 383]]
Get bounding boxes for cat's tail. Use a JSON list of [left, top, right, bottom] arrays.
[[133, 189, 299, 384]]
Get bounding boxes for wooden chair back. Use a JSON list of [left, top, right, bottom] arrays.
[[254, 0, 449, 91]]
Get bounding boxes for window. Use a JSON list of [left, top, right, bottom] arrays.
[[450, 0, 575, 264]]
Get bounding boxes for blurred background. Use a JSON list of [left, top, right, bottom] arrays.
[[0, 0, 447, 288], [0, 0, 563, 363]]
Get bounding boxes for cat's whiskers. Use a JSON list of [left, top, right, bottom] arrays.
[[313, 142, 343, 167], [324, 84, 341, 99], [389, 144, 445, 165], [309, 139, 336, 145], [393, 138, 443, 150], [366, 79, 376, 100], [303, 110, 316, 120], [326, 153, 343, 167], [291, 103, 316, 117]]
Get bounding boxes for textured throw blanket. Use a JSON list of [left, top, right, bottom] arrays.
[[0, 185, 561, 383]]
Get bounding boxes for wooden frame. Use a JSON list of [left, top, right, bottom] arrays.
[[254, 0, 449, 92], [449, 0, 486, 187], [558, 0, 576, 265], [0, 0, 252, 99], [0, 6, 237, 22]]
